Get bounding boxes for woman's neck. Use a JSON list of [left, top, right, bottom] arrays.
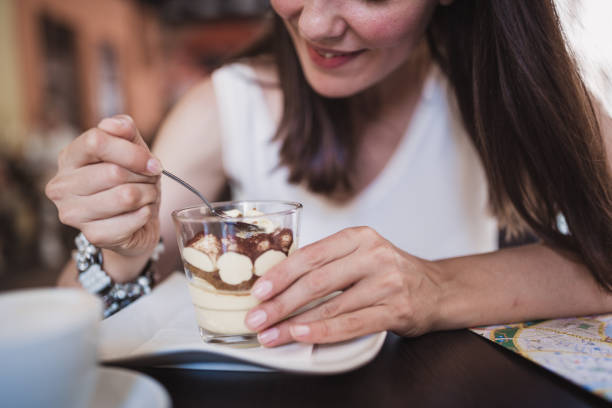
[[332, 41, 431, 200]]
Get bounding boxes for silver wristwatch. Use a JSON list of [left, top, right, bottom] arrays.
[[74, 232, 163, 318]]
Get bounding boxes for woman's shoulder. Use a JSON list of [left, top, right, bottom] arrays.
[[161, 75, 220, 133], [159, 55, 279, 129], [153, 75, 220, 153], [152, 56, 281, 169], [166, 57, 278, 115]]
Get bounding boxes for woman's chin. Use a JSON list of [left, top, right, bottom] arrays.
[[304, 74, 366, 99]]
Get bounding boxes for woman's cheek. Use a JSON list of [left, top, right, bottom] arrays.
[[349, 4, 436, 48], [270, 0, 302, 20]]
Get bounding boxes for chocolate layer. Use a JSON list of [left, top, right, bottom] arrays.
[[185, 261, 258, 291], [184, 227, 293, 290], [186, 228, 292, 260], [218, 228, 293, 261]]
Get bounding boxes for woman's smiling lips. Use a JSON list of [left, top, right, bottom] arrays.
[[305, 42, 366, 69]]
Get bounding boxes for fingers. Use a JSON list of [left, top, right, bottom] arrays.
[[291, 306, 389, 344], [57, 163, 158, 196], [59, 126, 161, 175], [45, 115, 163, 258], [59, 182, 159, 225], [261, 307, 389, 346], [245, 253, 366, 332], [256, 277, 384, 347], [80, 204, 157, 248], [251, 228, 361, 302], [97, 115, 147, 148]]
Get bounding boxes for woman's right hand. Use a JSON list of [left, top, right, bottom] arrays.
[[46, 115, 163, 261]]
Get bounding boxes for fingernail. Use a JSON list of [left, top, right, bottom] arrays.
[[258, 327, 279, 345], [115, 116, 130, 127], [252, 280, 272, 299], [99, 117, 124, 129], [290, 324, 310, 338], [146, 158, 162, 175], [246, 310, 267, 329]]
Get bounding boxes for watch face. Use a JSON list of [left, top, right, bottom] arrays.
[[79, 264, 111, 294]]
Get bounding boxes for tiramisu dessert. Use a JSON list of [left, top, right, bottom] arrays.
[[180, 209, 296, 338]]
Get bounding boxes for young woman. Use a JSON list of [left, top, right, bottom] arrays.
[[46, 0, 612, 347]]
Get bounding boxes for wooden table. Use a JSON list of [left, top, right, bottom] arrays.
[[127, 330, 609, 407]]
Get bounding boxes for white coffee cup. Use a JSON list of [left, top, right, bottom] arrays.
[[0, 288, 102, 408]]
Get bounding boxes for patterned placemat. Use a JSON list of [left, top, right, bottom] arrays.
[[472, 314, 612, 401]]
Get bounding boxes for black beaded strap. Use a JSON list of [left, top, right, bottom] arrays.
[[74, 232, 164, 318]]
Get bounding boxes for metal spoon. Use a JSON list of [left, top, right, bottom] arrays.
[[162, 170, 216, 214], [162, 169, 262, 232]]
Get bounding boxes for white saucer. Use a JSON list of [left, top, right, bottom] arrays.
[[90, 367, 170, 408]]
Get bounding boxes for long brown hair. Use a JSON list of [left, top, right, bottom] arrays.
[[241, 15, 356, 193], [235, 1, 612, 290]]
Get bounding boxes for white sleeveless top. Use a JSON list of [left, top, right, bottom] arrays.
[[211, 63, 498, 260]]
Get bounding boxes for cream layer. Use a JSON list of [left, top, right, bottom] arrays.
[[187, 278, 259, 335]]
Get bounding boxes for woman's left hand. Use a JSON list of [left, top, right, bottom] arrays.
[[244, 226, 445, 347]]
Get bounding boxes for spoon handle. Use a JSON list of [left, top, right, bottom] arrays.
[[162, 170, 215, 213]]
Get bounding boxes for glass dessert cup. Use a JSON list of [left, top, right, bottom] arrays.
[[172, 200, 302, 345]]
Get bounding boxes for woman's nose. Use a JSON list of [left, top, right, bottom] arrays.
[[298, 0, 347, 43]]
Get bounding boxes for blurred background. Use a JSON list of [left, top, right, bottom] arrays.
[[0, 0, 271, 289], [0, 0, 610, 291]]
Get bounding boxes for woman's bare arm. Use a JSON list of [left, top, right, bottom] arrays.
[[431, 244, 612, 331], [55, 77, 226, 285]]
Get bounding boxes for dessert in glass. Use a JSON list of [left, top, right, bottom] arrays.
[[172, 200, 301, 345]]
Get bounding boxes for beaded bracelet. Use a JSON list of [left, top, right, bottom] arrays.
[[74, 232, 164, 318]]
